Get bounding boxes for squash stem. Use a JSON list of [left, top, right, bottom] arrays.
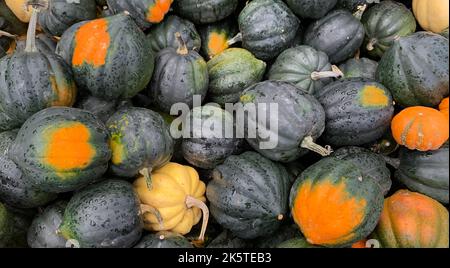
[[227, 33, 242, 46], [140, 204, 164, 229], [353, 4, 367, 20], [381, 155, 400, 169], [277, 214, 284, 221], [24, 7, 39, 53], [366, 38, 377, 51], [175, 32, 189, 55], [185, 196, 209, 243], [300, 136, 333, 156], [0, 30, 16, 39], [311, 65, 343, 80], [139, 168, 153, 190]]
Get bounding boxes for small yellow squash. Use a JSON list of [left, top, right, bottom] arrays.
[[413, 0, 449, 33]]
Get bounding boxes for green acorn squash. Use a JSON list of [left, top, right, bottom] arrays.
[[134, 232, 193, 248], [315, 78, 394, 146], [174, 0, 238, 25], [208, 48, 266, 105], [338, 57, 378, 79], [198, 18, 239, 60], [9, 107, 111, 193], [268, 45, 343, 95], [362, 0, 416, 58], [376, 32, 449, 107], [59, 179, 142, 248], [107, 107, 174, 178], [238, 0, 300, 61], [304, 9, 365, 64], [56, 13, 154, 100], [206, 151, 291, 239], [285, 0, 337, 19]]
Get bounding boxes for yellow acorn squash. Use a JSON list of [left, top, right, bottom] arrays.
[[413, 0, 449, 33]]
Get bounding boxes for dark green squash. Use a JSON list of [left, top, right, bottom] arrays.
[[206, 151, 291, 239], [107, 0, 173, 30], [56, 13, 154, 101], [37, 0, 97, 37], [338, 57, 378, 79], [395, 143, 449, 204], [289, 157, 384, 247], [14, 33, 56, 54], [181, 105, 245, 169], [134, 232, 193, 248], [304, 9, 365, 64], [333, 146, 392, 195], [239, 81, 331, 163], [0, 202, 30, 248], [27, 200, 67, 248], [9, 107, 111, 193], [335, 0, 369, 12], [76, 95, 132, 123], [362, 1, 416, 58], [207, 48, 266, 105], [147, 15, 201, 53], [0, 8, 77, 132], [106, 107, 174, 178], [238, 0, 300, 61], [376, 32, 449, 107], [315, 78, 394, 147], [198, 18, 239, 60], [253, 224, 302, 248], [268, 45, 343, 95], [59, 179, 142, 248], [206, 229, 248, 248], [0, 130, 57, 209], [174, 0, 239, 24], [276, 237, 322, 248], [285, 0, 337, 19], [149, 33, 208, 113]]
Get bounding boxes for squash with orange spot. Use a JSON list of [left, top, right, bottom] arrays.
[[372, 190, 449, 248], [197, 18, 239, 60], [315, 78, 394, 146], [56, 13, 154, 101], [174, 0, 239, 25], [391, 106, 449, 151], [9, 107, 111, 193], [107, 0, 173, 30], [0, 7, 77, 132], [289, 157, 384, 247]]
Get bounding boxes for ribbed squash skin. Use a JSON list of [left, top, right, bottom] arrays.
[[372, 190, 449, 248], [238, 0, 300, 61], [107, 0, 173, 29], [38, 0, 97, 36], [147, 15, 201, 53], [304, 10, 365, 64], [289, 157, 384, 247], [339, 58, 378, 79], [285, 0, 337, 19], [174, 0, 238, 24], [59, 180, 142, 248], [208, 48, 266, 105], [396, 143, 449, 204], [376, 32, 449, 107], [315, 78, 394, 146], [27, 201, 67, 248], [181, 105, 244, 169], [134, 232, 193, 248], [8, 107, 111, 193], [149, 46, 208, 113], [198, 18, 238, 60], [206, 151, 291, 239], [240, 81, 326, 162], [361, 1, 416, 58], [56, 13, 154, 101], [107, 107, 174, 178], [0, 130, 56, 209], [268, 45, 335, 95]]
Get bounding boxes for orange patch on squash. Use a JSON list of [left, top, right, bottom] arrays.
[[146, 0, 173, 23], [49, 76, 77, 107], [72, 19, 110, 67], [44, 123, 95, 172], [359, 85, 389, 108], [208, 33, 229, 58], [293, 179, 367, 246]]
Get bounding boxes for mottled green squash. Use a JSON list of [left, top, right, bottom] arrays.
[[9, 107, 111, 193], [207, 48, 266, 105], [56, 13, 154, 100], [268, 45, 342, 95], [362, 1, 416, 58], [286, 0, 337, 19], [147, 15, 201, 53], [238, 0, 300, 60], [376, 32, 449, 107], [59, 179, 142, 248], [174, 0, 239, 24], [107, 107, 174, 178], [338, 57, 378, 79], [206, 151, 291, 239], [315, 78, 394, 146], [134, 232, 193, 248], [198, 18, 239, 60]]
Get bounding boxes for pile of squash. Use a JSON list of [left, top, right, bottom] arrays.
[[0, 0, 448, 248]]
